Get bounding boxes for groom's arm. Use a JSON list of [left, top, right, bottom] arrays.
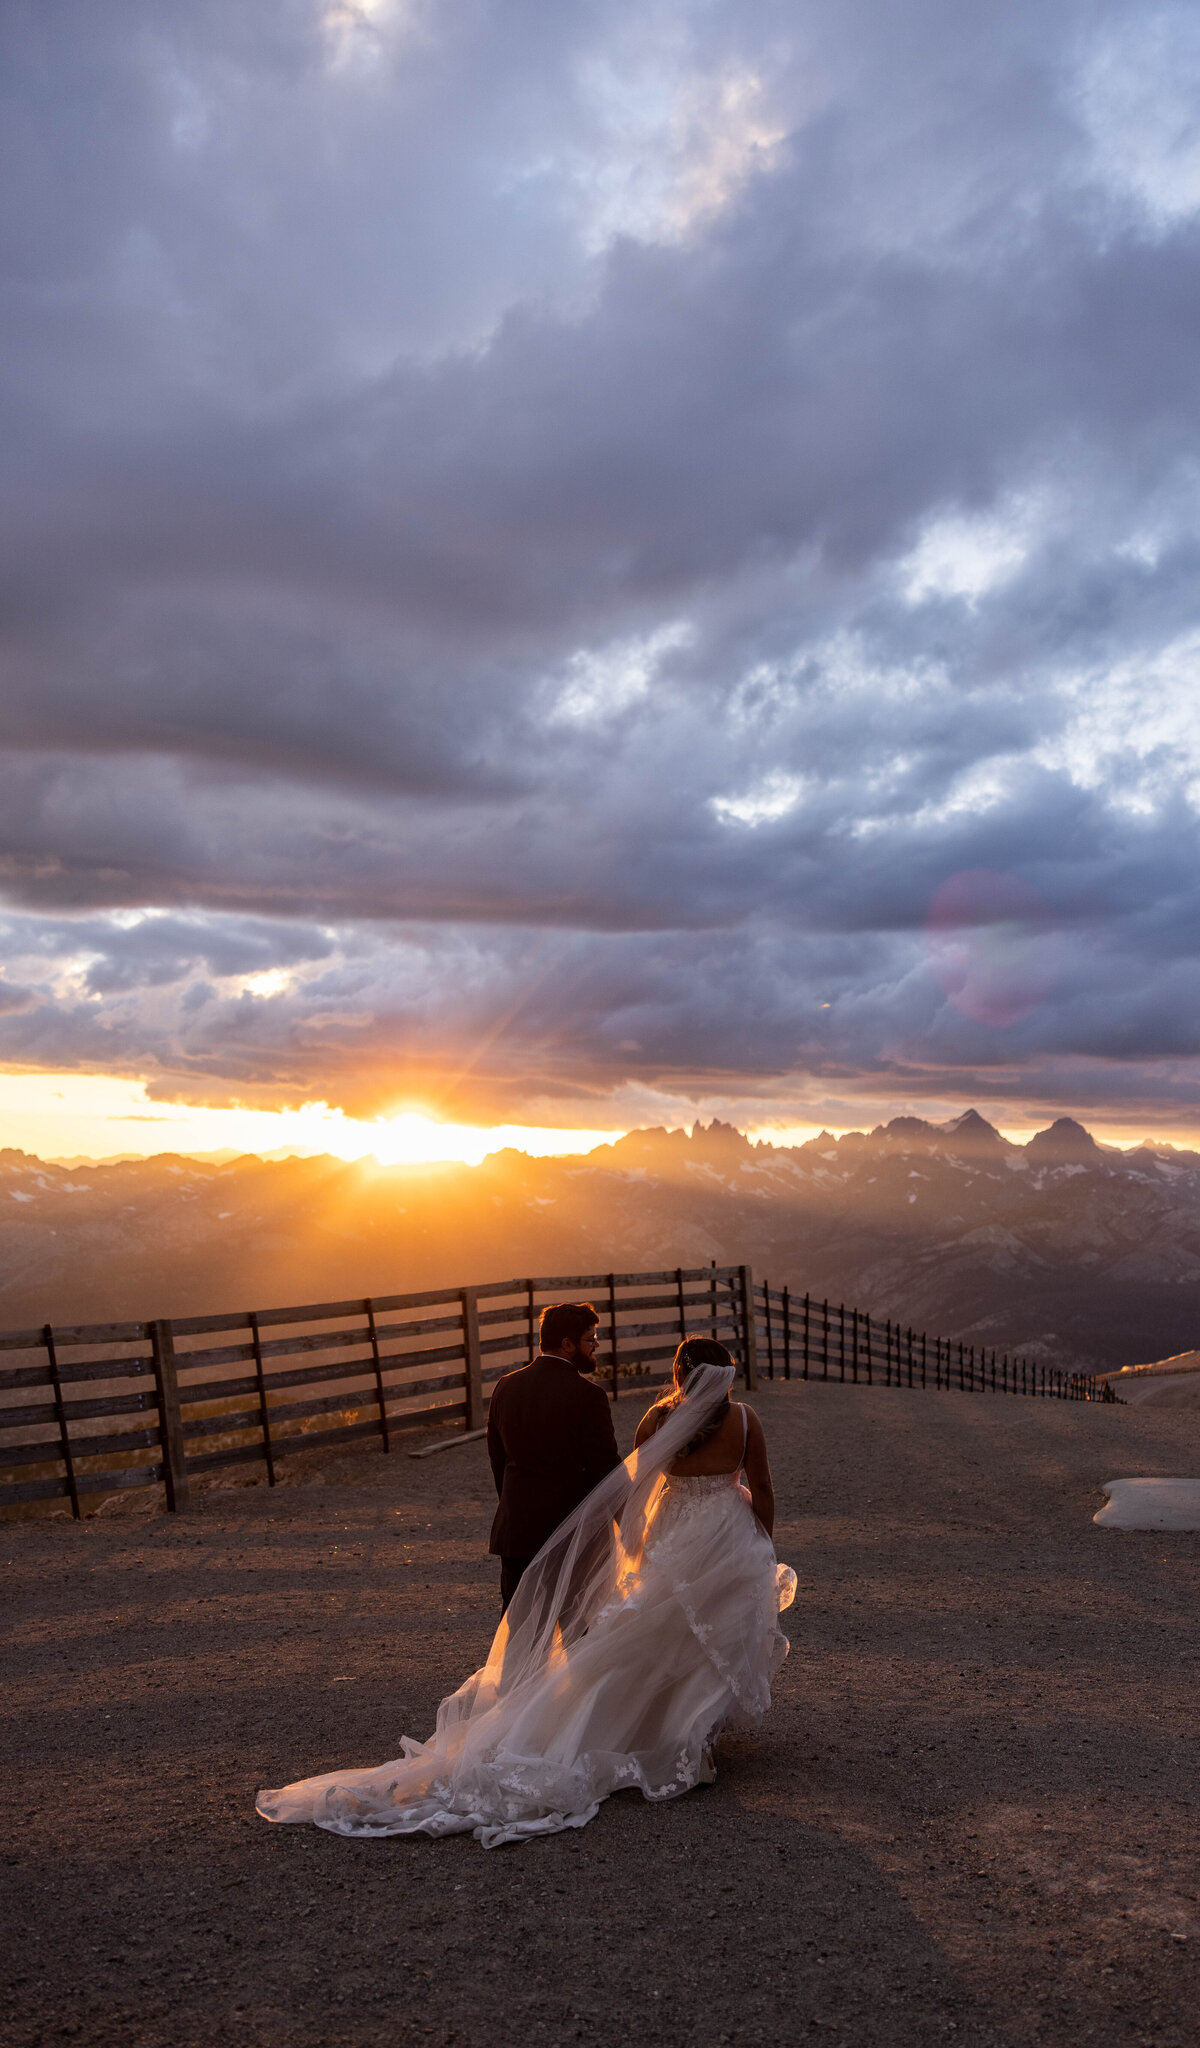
[[486, 1395, 506, 1497], [581, 1383, 621, 1483]]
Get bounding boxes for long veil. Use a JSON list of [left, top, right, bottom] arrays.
[[432, 1360, 738, 1738], [257, 1360, 747, 1840]]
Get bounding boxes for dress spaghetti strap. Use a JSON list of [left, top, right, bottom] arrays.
[[739, 1402, 748, 1460]]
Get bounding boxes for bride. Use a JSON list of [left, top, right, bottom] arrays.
[[256, 1337, 796, 1848]]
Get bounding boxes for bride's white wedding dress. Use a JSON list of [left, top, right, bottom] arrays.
[[257, 1364, 795, 1848]]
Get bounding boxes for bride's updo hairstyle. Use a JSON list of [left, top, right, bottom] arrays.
[[672, 1335, 734, 1391], [646, 1336, 735, 1454]]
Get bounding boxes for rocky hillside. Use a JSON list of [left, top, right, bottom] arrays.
[[2, 1110, 1199, 1373]]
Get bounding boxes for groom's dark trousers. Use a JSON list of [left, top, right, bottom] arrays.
[[487, 1353, 621, 1611]]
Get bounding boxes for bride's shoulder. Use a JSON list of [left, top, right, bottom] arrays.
[[634, 1396, 672, 1446]]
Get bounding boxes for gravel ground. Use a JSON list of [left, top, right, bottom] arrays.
[[3, 1378, 1199, 2048]]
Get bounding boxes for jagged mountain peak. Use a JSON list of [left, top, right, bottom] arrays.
[[690, 1118, 753, 1158], [935, 1109, 1011, 1155], [1025, 1117, 1102, 1166], [603, 1118, 753, 1173], [858, 1110, 1009, 1159], [876, 1116, 939, 1147]]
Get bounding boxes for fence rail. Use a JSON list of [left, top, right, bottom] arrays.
[[752, 1279, 1118, 1406], [0, 1262, 1115, 1518], [0, 1264, 750, 1517]]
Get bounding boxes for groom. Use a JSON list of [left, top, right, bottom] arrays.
[[487, 1301, 621, 1610]]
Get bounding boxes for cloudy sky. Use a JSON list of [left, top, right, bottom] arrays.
[[4, 0, 1200, 1152]]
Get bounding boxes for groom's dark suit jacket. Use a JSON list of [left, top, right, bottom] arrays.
[[487, 1353, 621, 1561]]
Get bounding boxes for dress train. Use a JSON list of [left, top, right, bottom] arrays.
[[257, 1367, 795, 1848]]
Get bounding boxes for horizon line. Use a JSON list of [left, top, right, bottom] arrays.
[[4, 1106, 1195, 1173]]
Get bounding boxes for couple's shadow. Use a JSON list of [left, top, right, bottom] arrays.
[[418, 1776, 1015, 2048]]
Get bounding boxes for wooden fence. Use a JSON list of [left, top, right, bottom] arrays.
[[0, 1264, 751, 1518], [0, 1263, 1115, 1519], [753, 1280, 1119, 1404]]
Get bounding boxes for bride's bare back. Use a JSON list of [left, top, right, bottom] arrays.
[[634, 1397, 776, 1535]]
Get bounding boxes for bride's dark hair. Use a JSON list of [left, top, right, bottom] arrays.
[[646, 1337, 736, 1454]]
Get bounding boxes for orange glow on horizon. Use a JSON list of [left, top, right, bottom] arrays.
[[0, 1072, 623, 1167], [0, 1070, 1196, 1167]]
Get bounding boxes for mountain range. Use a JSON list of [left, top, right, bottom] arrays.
[[2, 1110, 1199, 1373]]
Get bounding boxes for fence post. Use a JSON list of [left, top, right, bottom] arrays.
[[366, 1300, 391, 1453], [44, 1324, 81, 1521], [738, 1265, 759, 1388], [151, 1318, 190, 1514], [764, 1281, 775, 1380], [461, 1287, 483, 1432], [782, 1286, 791, 1379], [249, 1313, 277, 1486], [608, 1273, 619, 1402], [526, 1279, 536, 1361]]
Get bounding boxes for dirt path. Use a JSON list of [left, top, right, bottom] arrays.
[[3, 1379, 1199, 2048]]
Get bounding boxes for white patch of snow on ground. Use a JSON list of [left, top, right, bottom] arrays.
[[1094, 1479, 1200, 1530]]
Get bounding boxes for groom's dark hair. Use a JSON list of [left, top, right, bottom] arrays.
[[540, 1301, 600, 1354]]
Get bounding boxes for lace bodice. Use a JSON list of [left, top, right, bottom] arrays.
[[654, 1466, 750, 1537], [661, 1469, 743, 1495]]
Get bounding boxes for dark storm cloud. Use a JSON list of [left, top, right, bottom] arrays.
[[0, 911, 336, 992], [3, 0, 1200, 1127]]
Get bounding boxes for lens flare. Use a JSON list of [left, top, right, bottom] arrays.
[[925, 869, 1059, 1027]]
